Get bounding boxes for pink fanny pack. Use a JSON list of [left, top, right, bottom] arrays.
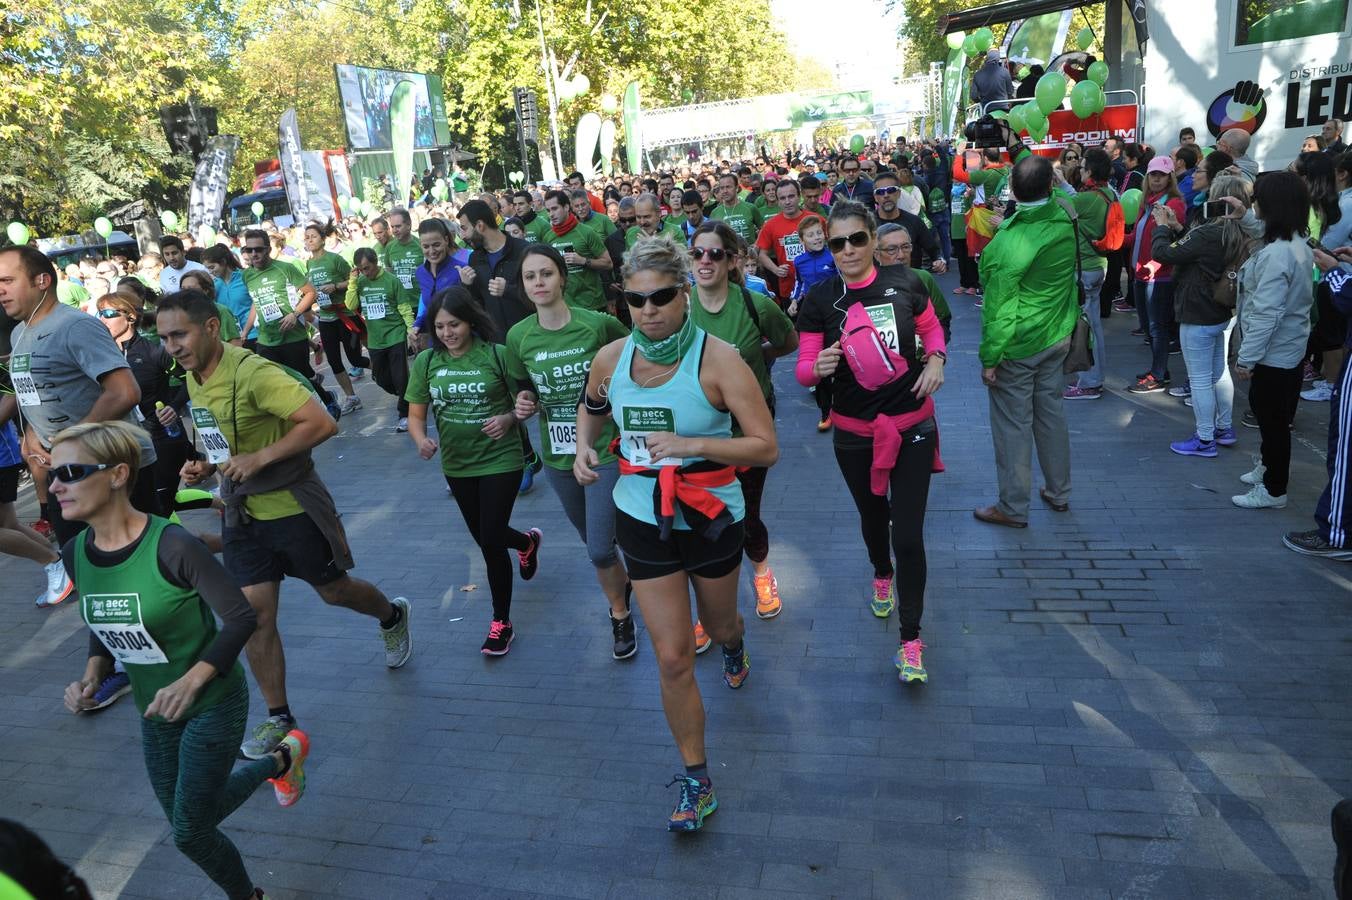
[[840, 301, 908, 391]]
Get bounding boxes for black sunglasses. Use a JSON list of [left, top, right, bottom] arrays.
[[623, 286, 682, 309], [97, 308, 124, 319], [690, 247, 728, 262], [827, 231, 871, 252], [241, 246, 267, 254], [619, 217, 637, 226], [47, 463, 111, 487]]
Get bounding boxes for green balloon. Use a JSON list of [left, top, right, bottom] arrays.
[[962, 35, 979, 56], [1070, 79, 1100, 118], [160, 210, 178, 231], [1120, 188, 1144, 226], [338, 195, 351, 213], [990, 109, 1008, 120], [1200, 145, 1214, 157], [1035, 72, 1067, 116], [1007, 103, 1027, 135], [6, 221, 30, 246], [974, 27, 993, 52], [849, 134, 866, 154], [94, 217, 113, 238], [600, 94, 619, 114], [1023, 102, 1047, 129], [946, 31, 965, 50], [1026, 116, 1049, 142], [1093, 84, 1108, 114], [198, 225, 216, 245], [1076, 27, 1094, 51], [1087, 61, 1109, 86], [250, 201, 264, 217]]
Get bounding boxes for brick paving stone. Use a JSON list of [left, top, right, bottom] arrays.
[[2, 270, 1345, 897]]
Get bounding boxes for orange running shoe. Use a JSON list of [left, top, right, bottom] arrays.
[[753, 569, 782, 619], [693, 620, 712, 655]]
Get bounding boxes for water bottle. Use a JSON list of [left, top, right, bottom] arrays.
[[156, 402, 183, 439]]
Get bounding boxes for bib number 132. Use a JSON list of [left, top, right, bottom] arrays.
[[865, 304, 900, 354]]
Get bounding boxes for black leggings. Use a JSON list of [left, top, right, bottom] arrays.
[[369, 345, 410, 416], [152, 436, 191, 517], [257, 340, 315, 380], [834, 424, 934, 642], [954, 237, 980, 290], [815, 376, 833, 420], [445, 470, 531, 620], [736, 466, 769, 564], [317, 319, 369, 375], [1249, 363, 1302, 498]]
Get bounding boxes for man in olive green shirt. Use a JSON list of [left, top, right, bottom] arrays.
[[378, 208, 424, 310]]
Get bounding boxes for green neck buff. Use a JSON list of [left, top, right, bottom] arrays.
[[632, 315, 696, 365]]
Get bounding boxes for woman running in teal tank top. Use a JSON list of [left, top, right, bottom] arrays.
[[575, 235, 779, 833]]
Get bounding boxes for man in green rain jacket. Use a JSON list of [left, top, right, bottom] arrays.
[[975, 145, 1079, 529]]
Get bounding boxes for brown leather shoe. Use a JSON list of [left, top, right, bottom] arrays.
[[1039, 488, 1069, 512], [973, 505, 1028, 528]]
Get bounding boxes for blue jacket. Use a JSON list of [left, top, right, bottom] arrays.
[[1325, 266, 1352, 349], [1178, 170, 1199, 208], [413, 250, 471, 328], [217, 270, 255, 340], [790, 247, 837, 300]]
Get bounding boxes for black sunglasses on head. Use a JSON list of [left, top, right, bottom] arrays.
[[623, 286, 682, 309], [46, 463, 111, 487], [827, 231, 871, 252]]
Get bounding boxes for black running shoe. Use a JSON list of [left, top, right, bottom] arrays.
[[517, 528, 542, 580], [611, 611, 637, 660]]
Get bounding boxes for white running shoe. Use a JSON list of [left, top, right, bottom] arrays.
[[1239, 461, 1267, 485], [36, 559, 74, 608], [340, 395, 362, 414], [395, 417, 409, 433], [1300, 380, 1333, 402], [1232, 484, 1287, 509]]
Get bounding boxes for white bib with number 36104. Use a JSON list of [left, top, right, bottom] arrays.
[[190, 405, 232, 464], [619, 406, 680, 467], [10, 353, 40, 407], [865, 303, 900, 355], [83, 593, 169, 665]]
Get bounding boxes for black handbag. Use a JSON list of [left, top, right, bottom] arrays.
[[1054, 197, 1094, 375]]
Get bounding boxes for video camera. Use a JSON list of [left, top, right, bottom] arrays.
[[965, 114, 1006, 150]]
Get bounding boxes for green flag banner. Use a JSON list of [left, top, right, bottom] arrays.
[[788, 91, 873, 126], [942, 49, 967, 137], [389, 80, 416, 207], [622, 81, 642, 175]]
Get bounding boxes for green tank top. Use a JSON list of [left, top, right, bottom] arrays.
[[609, 327, 744, 528], [76, 516, 245, 721]]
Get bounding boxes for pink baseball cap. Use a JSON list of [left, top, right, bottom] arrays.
[[1146, 156, 1174, 175]]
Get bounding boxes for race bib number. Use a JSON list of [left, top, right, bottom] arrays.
[[545, 407, 577, 455], [190, 405, 231, 464], [398, 272, 414, 290], [951, 196, 964, 216], [10, 353, 40, 407], [365, 300, 387, 320], [316, 290, 333, 310], [258, 298, 284, 323], [866, 303, 900, 354], [620, 406, 679, 467], [84, 593, 169, 665]]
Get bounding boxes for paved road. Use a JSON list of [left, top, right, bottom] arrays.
[[2, 268, 1347, 899]]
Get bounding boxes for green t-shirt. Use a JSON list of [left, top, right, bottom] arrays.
[[664, 214, 686, 233], [625, 222, 685, 249], [306, 251, 352, 322], [522, 214, 552, 244], [688, 284, 795, 403], [183, 344, 312, 519], [76, 516, 246, 721], [914, 268, 952, 322], [710, 201, 764, 246], [380, 236, 424, 304], [580, 212, 617, 239], [545, 221, 608, 311], [405, 340, 523, 478], [346, 269, 413, 350], [504, 308, 628, 471], [242, 260, 309, 347], [215, 303, 240, 343], [57, 280, 89, 309]]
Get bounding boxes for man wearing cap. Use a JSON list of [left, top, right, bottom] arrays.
[[972, 49, 1015, 107]]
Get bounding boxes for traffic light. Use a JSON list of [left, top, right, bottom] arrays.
[[514, 88, 539, 144]]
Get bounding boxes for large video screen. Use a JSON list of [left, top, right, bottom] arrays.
[[335, 64, 452, 150]]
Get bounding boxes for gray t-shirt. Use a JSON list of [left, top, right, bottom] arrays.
[[159, 259, 208, 295], [10, 303, 157, 464]]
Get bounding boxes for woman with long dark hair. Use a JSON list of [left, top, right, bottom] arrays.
[[405, 287, 542, 655], [1232, 172, 1315, 509]]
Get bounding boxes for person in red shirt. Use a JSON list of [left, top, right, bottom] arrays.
[[755, 180, 820, 305]]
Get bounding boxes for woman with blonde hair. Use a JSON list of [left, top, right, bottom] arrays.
[[54, 420, 306, 900]]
